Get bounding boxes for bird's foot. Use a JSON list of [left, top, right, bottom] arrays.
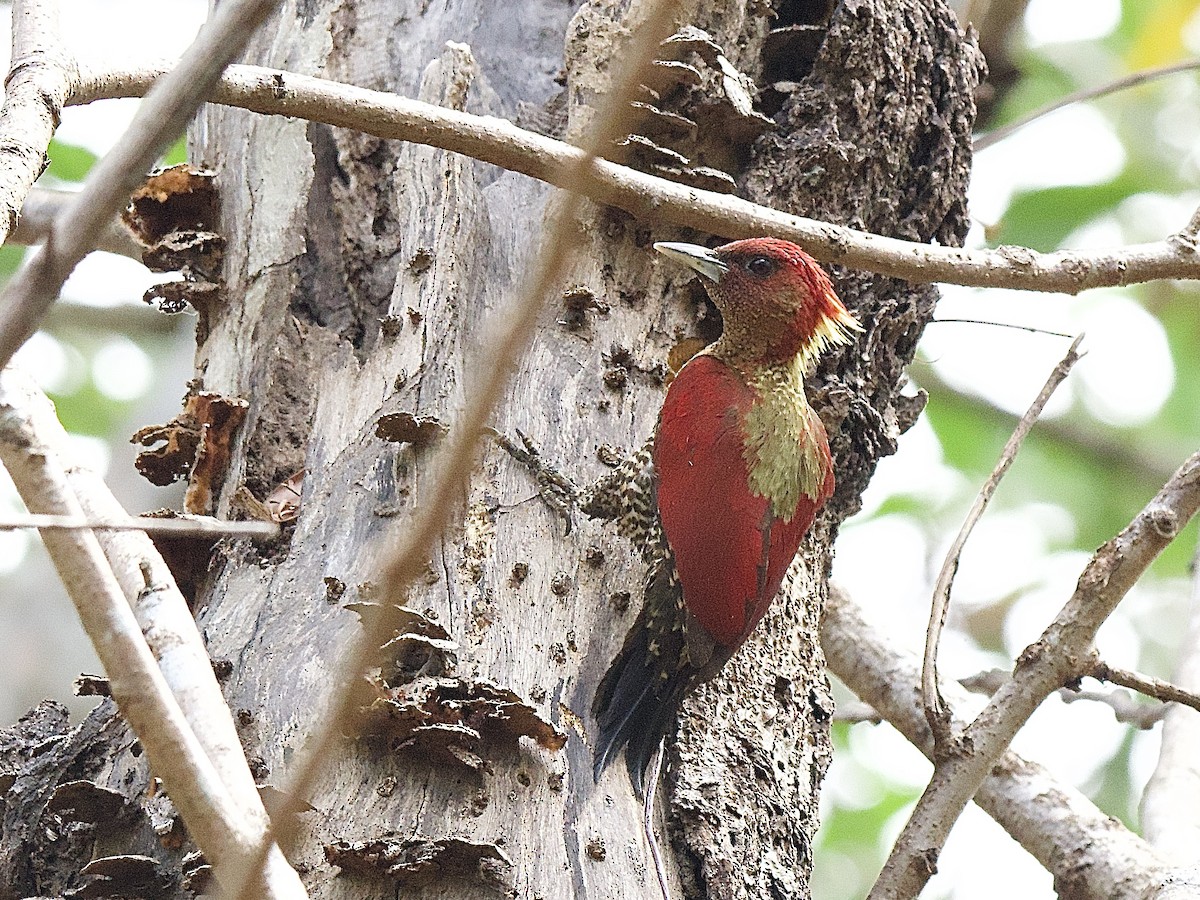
[[492, 428, 580, 532]]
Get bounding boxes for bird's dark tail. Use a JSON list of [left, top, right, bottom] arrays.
[[592, 562, 693, 798]]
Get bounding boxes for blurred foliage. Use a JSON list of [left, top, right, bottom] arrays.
[[817, 2, 1200, 898], [7, 133, 190, 437], [0, 242, 24, 278], [162, 134, 188, 167], [45, 138, 98, 183]]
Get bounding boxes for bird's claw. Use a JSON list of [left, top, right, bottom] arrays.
[[493, 428, 580, 532]]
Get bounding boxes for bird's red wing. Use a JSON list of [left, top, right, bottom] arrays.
[[653, 355, 793, 647]]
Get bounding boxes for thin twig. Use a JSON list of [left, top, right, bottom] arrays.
[[975, 58, 1200, 152], [645, 738, 670, 900], [832, 701, 884, 724], [0, 0, 282, 371], [0, 371, 304, 899], [958, 668, 1010, 696], [1091, 659, 1200, 717], [928, 317, 1073, 338], [823, 583, 1170, 898], [69, 61, 1200, 294], [0, 511, 279, 538], [873, 449, 1200, 900], [1057, 686, 1168, 730], [225, 3, 686, 897], [922, 334, 1084, 745]]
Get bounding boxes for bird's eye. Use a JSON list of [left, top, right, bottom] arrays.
[[745, 256, 776, 277]]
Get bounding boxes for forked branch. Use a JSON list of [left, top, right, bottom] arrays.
[[873, 449, 1200, 899]]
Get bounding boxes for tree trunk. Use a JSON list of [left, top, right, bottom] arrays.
[[0, 1, 979, 898]]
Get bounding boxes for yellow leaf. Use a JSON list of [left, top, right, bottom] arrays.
[[1128, 0, 1200, 70]]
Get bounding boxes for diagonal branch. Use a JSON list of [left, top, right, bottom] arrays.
[[68, 61, 1200, 294], [0, 369, 305, 898], [0, 0, 77, 249], [871, 449, 1200, 899], [923, 335, 1084, 744], [824, 583, 1170, 899], [0, 0, 283, 371], [975, 58, 1200, 152]]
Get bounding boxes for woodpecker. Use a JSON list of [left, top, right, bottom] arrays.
[[580, 238, 861, 796]]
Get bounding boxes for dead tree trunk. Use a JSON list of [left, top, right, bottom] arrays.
[[0, 1, 979, 897]]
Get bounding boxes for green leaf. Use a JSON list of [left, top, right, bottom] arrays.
[[0, 244, 26, 280], [161, 134, 188, 167], [993, 174, 1145, 253], [45, 139, 98, 183], [871, 493, 936, 520]]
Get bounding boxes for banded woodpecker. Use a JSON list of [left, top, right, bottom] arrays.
[[515, 238, 860, 796]]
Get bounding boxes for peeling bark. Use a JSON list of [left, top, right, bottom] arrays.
[[1, 1, 978, 897]]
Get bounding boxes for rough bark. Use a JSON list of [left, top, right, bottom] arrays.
[[0, 1, 979, 898]]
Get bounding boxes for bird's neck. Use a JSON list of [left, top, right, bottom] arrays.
[[709, 314, 827, 375], [722, 353, 829, 521]]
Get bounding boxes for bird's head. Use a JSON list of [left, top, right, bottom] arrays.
[[654, 238, 861, 371]]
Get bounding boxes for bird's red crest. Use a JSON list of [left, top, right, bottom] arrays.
[[709, 238, 861, 369]]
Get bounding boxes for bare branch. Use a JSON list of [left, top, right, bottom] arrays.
[[975, 58, 1200, 152], [225, 3, 688, 897], [832, 700, 883, 724], [824, 583, 1170, 898], [1090, 659, 1200, 718], [923, 335, 1084, 744], [957, 667, 1009, 696], [11, 187, 143, 258], [872, 449, 1200, 899], [0, 511, 278, 538], [962, 664, 1186, 727], [0, 0, 282, 371], [0, 370, 304, 898], [70, 61, 1200, 294], [0, 1, 77, 249]]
